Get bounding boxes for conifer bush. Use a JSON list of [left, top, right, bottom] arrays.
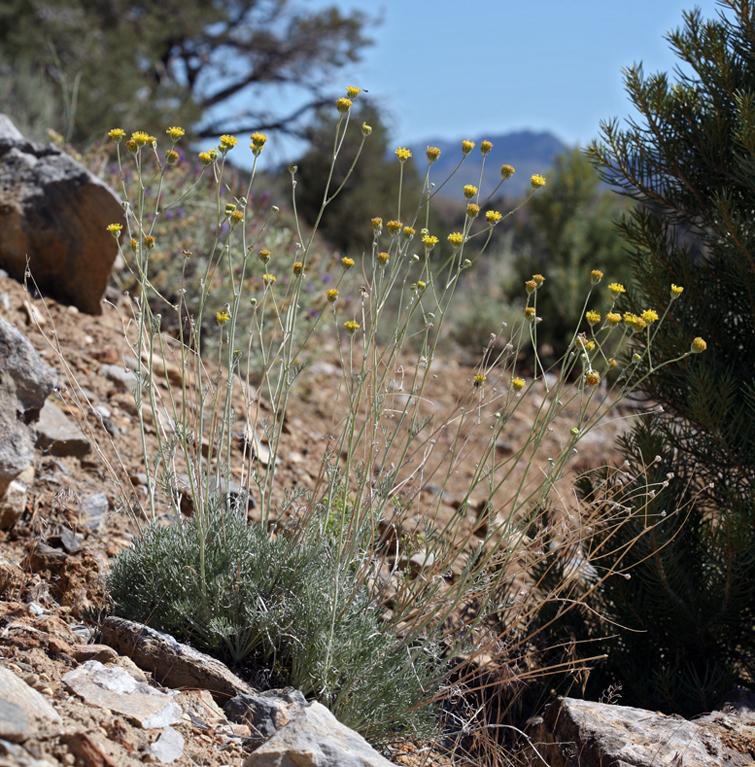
[[533, 0, 755, 716]]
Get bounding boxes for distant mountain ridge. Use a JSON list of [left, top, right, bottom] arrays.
[[408, 130, 567, 199]]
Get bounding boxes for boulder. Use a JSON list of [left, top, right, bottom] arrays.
[[527, 696, 755, 767], [0, 114, 124, 315], [0, 316, 55, 515]]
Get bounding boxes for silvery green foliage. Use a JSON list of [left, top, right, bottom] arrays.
[[107, 507, 441, 740]]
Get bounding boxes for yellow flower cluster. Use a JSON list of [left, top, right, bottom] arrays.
[[486, 210, 503, 224], [591, 269, 604, 284], [474, 373, 487, 387], [501, 164, 515, 180], [463, 184, 478, 199], [326, 289, 339, 303], [466, 203, 480, 218], [108, 128, 126, 142], [346, 85, 362, 98], [293, 262, 304, 275], [461, 140, 475, 155], [512, 377, 525, 391], [386, 220, 402, 235], [377, 252, 390, 265], [585, 310, 601, 325], [344, 320, 360, 335], [106, 223, 122, 234], [250, 132, 267, 156], [530, 174, 546, 189], [371, 217, 383, 231], [609, 282, 625, 297], [403, 226, 415, 238], [166, 126, 185, 140], [426, 146, 441, 163], [336, 97, 352, 114], [607, 312, 622, 325], [480, 140, 493, 155], [216, 310, 230, 325], [422, 235, 439, 249], [395, 147, 412, 162], [448, 232, 464, 248], [219, 135, 238, 152], [341, 257, 355, 270]]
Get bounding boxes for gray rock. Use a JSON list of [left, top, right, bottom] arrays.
[[225, 689, 308, 746], [79, 492, 109, 531], [242, 701, 395, 767], [0, 316, 56, 490], [100, 616, 255, 703], [0, 114, 124, 315], [0, 697, 29, 743], [0, 666, 61, 730], [34, 399, 91, 458], [62, 660, 183, 729], [99, 363, 138, 389], [527, 696, 755, 767], [149, 725, 185, 764]]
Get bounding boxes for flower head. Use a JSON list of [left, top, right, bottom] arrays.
[[474, 373, 487, 387], [198, 151, 213, 166], [641, 309, 659, 324], [463, 184, 478, 199], [486, 210, 503, 224], [144, 235, 155, 249], [341, 256, 355, 270], [607, 312, 622, 325], [591, 269, 604, 285], [165, 149, 179, 164], [336, 97, 352, 114], [371, 217, 383, 232], [344, 320, 360, 335], [524, 307, 536, 321], [480, 140, 493, 155], [230, 209, 244, 224], [395, 147, 412, 162], [216, 310, 230, 325], [691, 337, 707, 353], [525, 280, 538, 295], [461, 139, 475, 155], [106, 223, 123, 235], [585, 340, 596, 351], [403, 226, 415, 239], [530, 174, 546, 189], [585, 370, 601, 387], [292, 262, 304, 275], [422, 234, 439, 250], [361, 122, 372, 136], [609, 282, 625, 297], [125, 140, 138, 154], [166, 126, 185, 141], [448, 232, 464, 248], [426, 146, 441, 163], [219, 135, 238, 153], [326, 288, 339, 303], [263, 273, 276, 285], [512, 377, 525, 391], [386, 220, 402, 236], [532, 273, 545, 286], [250, 131, 268, 155], [671, 283, 684, 300], [258, 249, 271, 264], [501, 164, 515, 180], [346, 85, 362, 98], [131, 131, 150, 146], [585, 310, 601, 326], [377, 251, 390, 266], [466, 203, 480, 218], [108, 128, 126, 142]]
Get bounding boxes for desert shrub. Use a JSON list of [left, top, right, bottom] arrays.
[[43, 92, 708, 746]]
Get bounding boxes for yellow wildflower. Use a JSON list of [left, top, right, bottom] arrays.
[[607, 312, 622, 325], [336, 97, 352, 114], [292, 262, 304, 275], [386, 220, 402, 236], [361, 122, 372, 136], [474, 373, 487, 387], [377, 252, 390, 266], [466, 203, 480, 218], [585, 341, 596, 351], [341, 257, 355, 270], [641, 309, 659, 324], [461, 139, 475, 155], [422, 235, 439, 250], [263, 273, 276, 285], [480, 140, 493, 155], [371, 217, 383, 231], [486, 210, 503, 224], [346, 85, 361, 98], [326, 288, 339, 303], [448, 232, 464, 248], [671, 284, 684, 299], [426, 146, 441, 163], [585, 310, 601, 326], [403, 226, 415, 239], [108, 128, 125, 142], [532, 274, 545, 285], [146, 135, 158, 148], [344, 320, 360, 335], [691, 337, 707, 353], [198, 151, 213, 166], [501, 164, 515, 180], [395, 147, 412, 162], [585, 371, 601, 387], [530, 174, 546, 189], [463, 184, 478, 199], [126, 140, 138, 154], [129, 238, 138, 253], [106, 223, 123, 235], [216, 310, 230, 325], [259, 249, 271, 264], [166, 126, 185, 140], [524, 307, 536, 321], [230, 210, 244, 224], [591, 269, 604, 285], [512, 377, 525, 391], [609, 282, 626, 297], [165, 149, 179, 164], [144, 236, 155, 249], [131, 131, 149, 146], [219, 135, 238, 152], [525, 280, 538, 295]]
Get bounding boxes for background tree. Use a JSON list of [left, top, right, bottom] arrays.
[[533, 0, 755, 716], [0, 0, 371, 145]]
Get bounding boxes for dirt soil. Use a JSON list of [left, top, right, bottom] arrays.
[[0, 270, 634, 767]]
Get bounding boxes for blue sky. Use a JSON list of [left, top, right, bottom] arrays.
[[254, 0, 723, 164]]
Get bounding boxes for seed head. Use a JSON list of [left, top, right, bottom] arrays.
[[292, 262, 304, 275], [126, 140, 138, 154], [230, 209, 244, 224]]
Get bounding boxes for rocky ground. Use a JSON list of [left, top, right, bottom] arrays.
[[0, 267, 635, 767]]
